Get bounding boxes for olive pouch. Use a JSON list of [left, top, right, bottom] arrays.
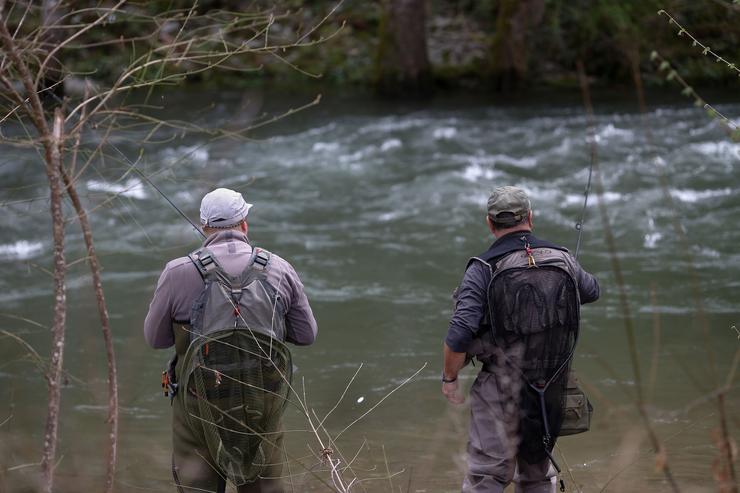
[[559, 370, 593, 436]]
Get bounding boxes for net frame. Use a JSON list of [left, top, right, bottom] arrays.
[[183, 329, 293, 485]]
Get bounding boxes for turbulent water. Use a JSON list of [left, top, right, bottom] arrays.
[[0, 90, 738, 492]]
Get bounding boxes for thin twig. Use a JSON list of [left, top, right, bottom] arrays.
[[657, 10, 740, 77], [334, 363, 427, 440]]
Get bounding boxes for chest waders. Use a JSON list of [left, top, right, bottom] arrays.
[[169, 247, 293, 488], [481, 240, 581, 488]]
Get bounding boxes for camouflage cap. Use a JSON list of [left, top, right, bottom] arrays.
[[487, 186, 531, 222]]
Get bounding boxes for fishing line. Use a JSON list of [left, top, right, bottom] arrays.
[[109, 143, 206, 239]]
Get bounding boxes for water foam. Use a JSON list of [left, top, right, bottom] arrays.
[[595, 123, 634, 142], [491, 153, 537, 168], [689, 141, 740, 161], [564, 191, 622, 205], [643, 232, 662, 249], [0, 240, 43, 260], [433, 127, 458, 140], [670, 188, 732, 203], [380, 139, 402, 151], [460, 163, 495, 182], [87, 178, 147, 199], [312, 142, 340, 152], [161, 145, 210, 166], [643, 217, 662, 249]]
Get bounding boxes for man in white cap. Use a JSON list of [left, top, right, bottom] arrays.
[[442, 186, 599, 492], [144, 188, 318, 493]]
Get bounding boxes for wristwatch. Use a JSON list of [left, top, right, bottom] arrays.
[[442, 373, 457, 383]]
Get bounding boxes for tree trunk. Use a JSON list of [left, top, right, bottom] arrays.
[[375, 0, 433, 97], [489, 0, 545, 91], [40, 108, 67, 493]]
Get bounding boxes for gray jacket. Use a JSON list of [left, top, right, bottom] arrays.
[[144, 230, 318, 348]]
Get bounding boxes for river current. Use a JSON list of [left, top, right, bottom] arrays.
[[0, 90, 738, 492]]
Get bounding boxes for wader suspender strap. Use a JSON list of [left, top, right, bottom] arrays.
[[189, 247, 237, 292], [188, 248, 222, 278], [252, 248, 271, 270], [235, 248, 271, 285], [189, 247, 271, 279], [189, 247, 272, 323]]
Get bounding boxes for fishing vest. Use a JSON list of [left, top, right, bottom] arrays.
[[175, 246, 293, 486]]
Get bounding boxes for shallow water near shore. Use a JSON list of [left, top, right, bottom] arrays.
[[0, 89, 738, 492]]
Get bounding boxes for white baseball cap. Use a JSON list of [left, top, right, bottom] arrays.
[[199, 188, 252, 228]]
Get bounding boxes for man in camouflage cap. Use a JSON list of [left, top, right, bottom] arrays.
[[441, 186, 600, 492]]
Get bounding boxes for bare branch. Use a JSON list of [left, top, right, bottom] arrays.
[[34, 0, 127, 90], [60, 141, 118, 493], [0, 11, 49, 135], [334, 363, 428, 441]]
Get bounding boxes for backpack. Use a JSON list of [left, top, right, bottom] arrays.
[[178, 247, 293, 485], [485, 244, 585, 465]]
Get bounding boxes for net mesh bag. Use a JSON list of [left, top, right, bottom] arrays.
[[186, 329, 292, 485], [490, 265, 579, 464]]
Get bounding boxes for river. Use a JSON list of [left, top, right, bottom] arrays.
[[0, 89, 738, 492]]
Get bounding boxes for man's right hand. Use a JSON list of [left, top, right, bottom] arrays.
[[442, 380, 464, 405]]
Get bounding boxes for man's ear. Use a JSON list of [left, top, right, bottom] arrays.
[[486, 215, 496, 235], [241, 221, 248, 234], [527, 210, 534, 229]]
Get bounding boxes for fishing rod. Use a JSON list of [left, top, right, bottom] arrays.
[[109, 144, 206, 239], [573, 144, 595, 260]]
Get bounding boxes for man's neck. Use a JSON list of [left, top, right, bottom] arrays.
[[493, 227, 532, 240], [202, 229, 249, 246]]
